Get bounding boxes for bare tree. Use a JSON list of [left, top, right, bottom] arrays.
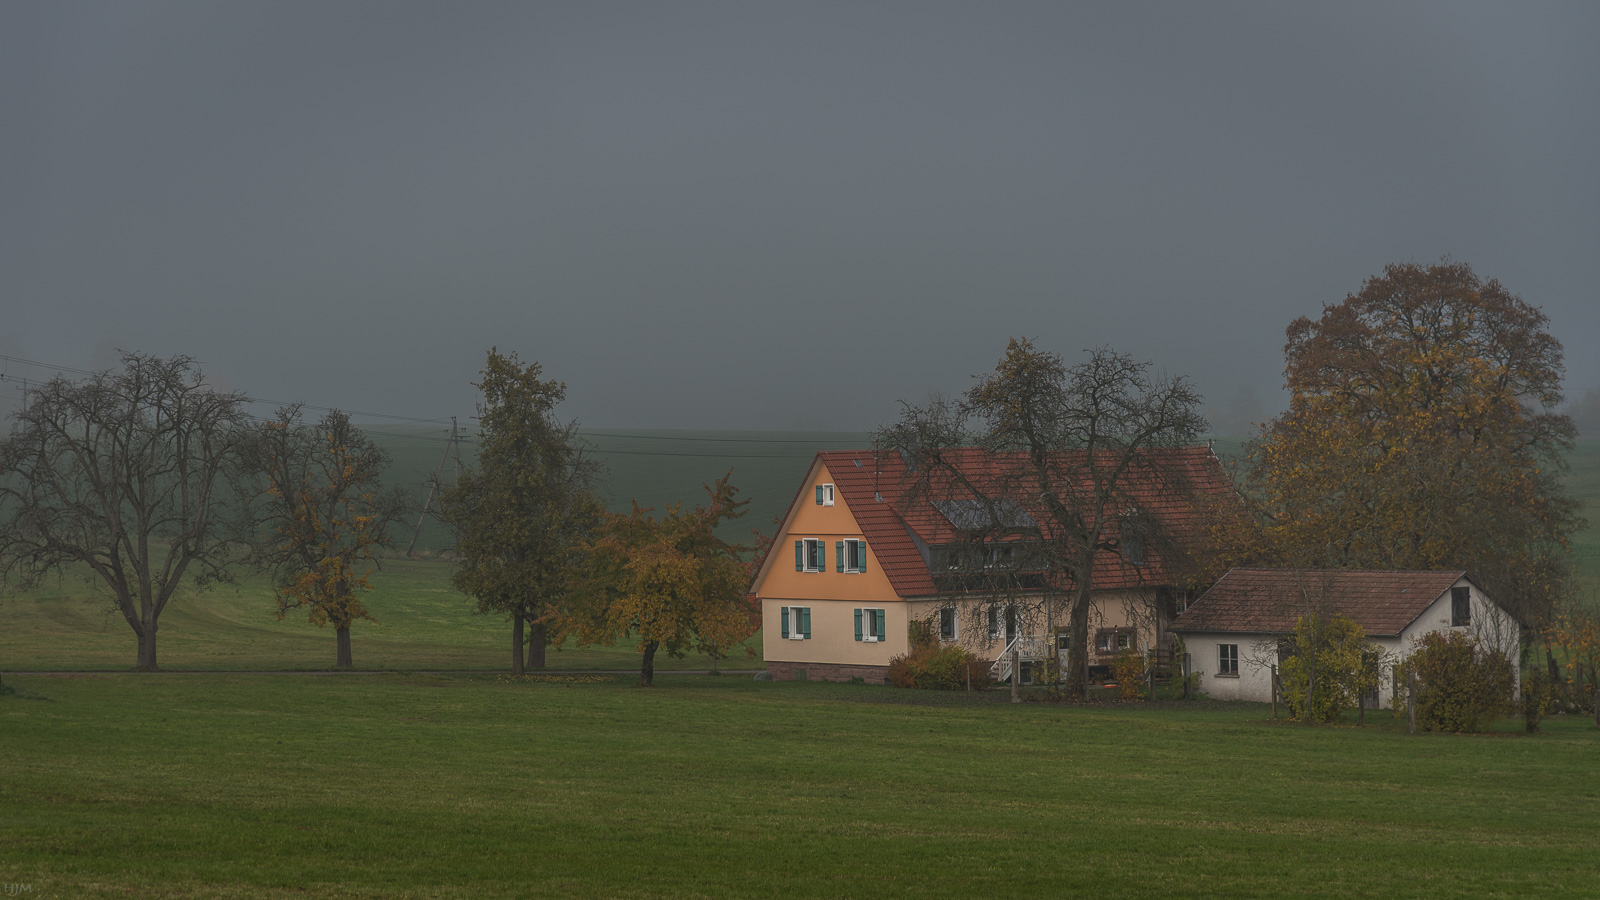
[[878, 339, 1209, 698], [0, 353, 253, 670]]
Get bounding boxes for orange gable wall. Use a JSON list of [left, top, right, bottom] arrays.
[[753, 462, 903, 604]]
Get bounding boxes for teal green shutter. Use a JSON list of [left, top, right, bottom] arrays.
[[854, 608, 863, 641], [780, 607, 790, 639], [836, 541, 844, 572], [801, 607, 811, 639], [816, 485, 824, 504], [794, 540, 803, 571], [859, 541, 868, 573]]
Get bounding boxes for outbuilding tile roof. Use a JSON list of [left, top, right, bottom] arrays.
[[1170, 568, 1469, 637], [814, 446, 1235, 599]]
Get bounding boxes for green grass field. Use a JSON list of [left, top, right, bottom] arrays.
[[0, 560, 762, 673], [2, 674, 1597, 898], [1565, 438, 1600, 590]]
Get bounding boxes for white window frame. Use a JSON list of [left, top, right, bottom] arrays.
[[819, 483, 835, 506], [939, 607, 958, 642], [1218, 643, 1240, 677], [844, 538, 866, 573], [862, 607, 886, 642], [788, 606, 808, 640], [801, 538, 824, 573]]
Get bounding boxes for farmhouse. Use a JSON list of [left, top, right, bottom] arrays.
[[1170, 568, 1521, 705], [749, 447, 1233, 682]]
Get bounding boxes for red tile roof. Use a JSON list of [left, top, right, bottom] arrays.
[[814, 446, 1235, 599], [1170, 568, 1470, 637]]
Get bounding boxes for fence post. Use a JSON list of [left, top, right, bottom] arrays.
[[1270, 665, 1278, 719], [1010, 647, 1021, 703], [1407, 670, 1418, 735]]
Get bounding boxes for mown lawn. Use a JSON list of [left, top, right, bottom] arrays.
[[1565, 438, 1600, 589], [0, 559, 761, 673], [2, 674, 1597, 898]]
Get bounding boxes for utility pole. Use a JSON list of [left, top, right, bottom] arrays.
[[406, 416, 458, 558]]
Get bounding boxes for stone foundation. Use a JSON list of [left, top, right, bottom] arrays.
[[767, 661, 891, 684]]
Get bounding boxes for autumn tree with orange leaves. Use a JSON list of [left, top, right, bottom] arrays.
[[252, 406, 410, 669], [1243, 260, 1584, 645], [557, 474, 758, 686]]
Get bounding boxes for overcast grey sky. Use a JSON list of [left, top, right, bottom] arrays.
[[3, 2, 1597, 431]]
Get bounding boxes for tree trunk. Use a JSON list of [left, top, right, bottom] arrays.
[[527, 620, 546, 670], [136, 622, 158, 672], [511, 614, 525, 676], [640, 640, 659, 687], [1066, 578, 1093, 700], [335, 625, 353, 669]]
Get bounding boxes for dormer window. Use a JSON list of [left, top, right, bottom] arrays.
[[815, 484, 835, 506]]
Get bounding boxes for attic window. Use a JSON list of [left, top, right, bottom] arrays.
[[815, 484, 835, 506], [1451, 586, 1471, 627], [853, 459, 863, 467]]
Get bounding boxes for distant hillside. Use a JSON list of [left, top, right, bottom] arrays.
[[371, 426, 873, 554], [369, 428, 1600, 585]]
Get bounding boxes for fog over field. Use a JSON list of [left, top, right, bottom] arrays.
[[3, 3, 1598, 429]]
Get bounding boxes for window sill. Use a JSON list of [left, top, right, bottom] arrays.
[[1213, 673, 1240, 679]]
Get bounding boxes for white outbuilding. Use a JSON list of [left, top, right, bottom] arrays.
[[1171, 568, 1520, 706]]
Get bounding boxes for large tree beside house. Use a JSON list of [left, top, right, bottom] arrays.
[[877, 339, 1213, 698], [1242, 260, 1583, 641], [437, 350, 603, 675]]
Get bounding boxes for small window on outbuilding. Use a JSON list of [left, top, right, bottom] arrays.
[[1451, 586, 1471, 627], [1218, 643, 1239, 676]]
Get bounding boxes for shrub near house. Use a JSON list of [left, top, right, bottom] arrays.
[[1397, 630, 1516, 733]]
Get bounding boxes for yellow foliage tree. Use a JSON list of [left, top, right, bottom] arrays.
[[1243, 261, 1582, 634], [557, 474, 758, 686], [254, 407, 409, 668], [1278, 614, 1379, 723]]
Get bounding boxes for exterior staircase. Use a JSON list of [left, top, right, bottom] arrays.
[[990, 635, 1054, 682]]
